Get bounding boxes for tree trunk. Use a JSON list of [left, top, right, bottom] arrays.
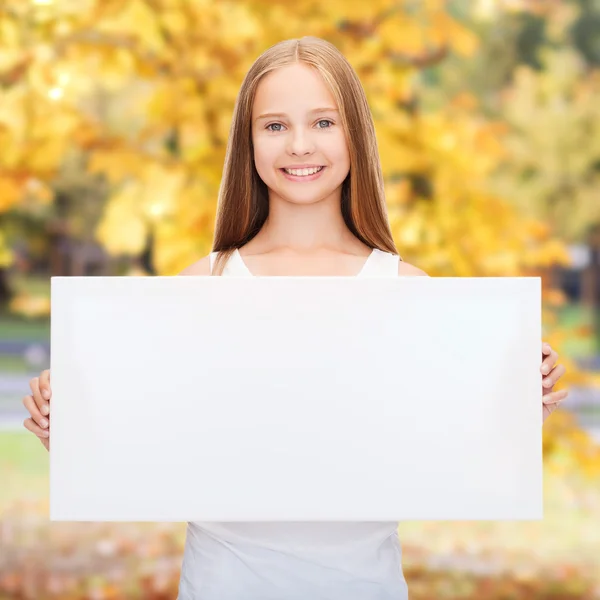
[[0, 268, 11, 306]]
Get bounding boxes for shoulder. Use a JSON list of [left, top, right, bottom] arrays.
[[178, 255, 211, 276], [397, 260, 429, 277]]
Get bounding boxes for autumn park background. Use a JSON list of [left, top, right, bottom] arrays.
[[1, 0, 600, 598]]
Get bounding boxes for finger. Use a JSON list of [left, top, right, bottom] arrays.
[[543, 401, 558, 422], [542, 363, 566, 389], [23, 417, 50, 439], [29, 376, 48, 417], [541, 348, 558, 375], [22, 395, 49, 429], [542, 388, 569, 405], [542, 342, 552, 357], [39, 369, 51, 404]]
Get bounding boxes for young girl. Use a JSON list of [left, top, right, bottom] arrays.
[[23, 36, 568, 600]]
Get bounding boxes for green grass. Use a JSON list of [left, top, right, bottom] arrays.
[[0, 431, 48, 509], [0, 354, 30, 372], [0, 312, 50, 341]]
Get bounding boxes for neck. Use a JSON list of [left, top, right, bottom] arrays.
[[251, 191, 357, 253]]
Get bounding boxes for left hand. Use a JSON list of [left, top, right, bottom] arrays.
[[541, 342, 568, 423]]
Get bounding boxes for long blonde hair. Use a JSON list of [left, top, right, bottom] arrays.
[[212, 36, 397, 274]]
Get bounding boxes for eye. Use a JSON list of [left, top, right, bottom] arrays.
[[316, 119, 334, 129], [266, 122, 285, 132]]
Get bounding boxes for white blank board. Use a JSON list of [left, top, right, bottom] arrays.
[[50, 276, 542, 522]]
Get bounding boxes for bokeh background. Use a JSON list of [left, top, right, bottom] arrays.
[[1, 0, 600, 598]]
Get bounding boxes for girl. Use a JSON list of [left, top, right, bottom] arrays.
[[23, 36, 568, 600]]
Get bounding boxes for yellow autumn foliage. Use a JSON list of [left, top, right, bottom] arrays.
[[0, 1, 557, 276]]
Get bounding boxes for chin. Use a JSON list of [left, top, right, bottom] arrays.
[[280, 190, 339, 206]]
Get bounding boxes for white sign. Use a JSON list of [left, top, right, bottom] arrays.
[[50, 276, 542, 522]]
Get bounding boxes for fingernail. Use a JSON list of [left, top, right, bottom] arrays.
[[541, 365, 549, 374], [41, 404, 49, 416], [41, 430, 49, 437], [42, 389, 50, 400], [544, 378, 552, 387], [40, 418, 48, 428]]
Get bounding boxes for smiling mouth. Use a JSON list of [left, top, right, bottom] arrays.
[[281, 166, 325, 177]]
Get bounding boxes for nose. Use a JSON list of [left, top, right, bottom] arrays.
[[286, 128, 315, 156]]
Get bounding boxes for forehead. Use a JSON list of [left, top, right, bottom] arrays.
[[252, 63, 337, 115]]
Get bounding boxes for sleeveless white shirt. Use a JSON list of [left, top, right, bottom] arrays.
[[177, 248, 408, 600]]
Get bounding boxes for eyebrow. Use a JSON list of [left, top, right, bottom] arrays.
[[254, 107, 339, 122]]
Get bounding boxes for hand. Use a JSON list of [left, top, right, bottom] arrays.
[[22, 369, 52, 451], [541, 343, 568, 423]]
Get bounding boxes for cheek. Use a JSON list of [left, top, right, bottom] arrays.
[[253, 137, 279, 174], [325, 130, 350, 160]]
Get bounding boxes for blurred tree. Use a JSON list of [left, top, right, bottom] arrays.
[[418, 0, 600, 312], [0, 0, 567, 273], [571, 0, 600, 66], [481, 0, 600, 244], [424, 1, 600, 113]]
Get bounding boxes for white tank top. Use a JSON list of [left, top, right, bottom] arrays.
[[177, 248, 408, 600]]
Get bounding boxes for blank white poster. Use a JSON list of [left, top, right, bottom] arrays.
[[49, 276, 542, 522]]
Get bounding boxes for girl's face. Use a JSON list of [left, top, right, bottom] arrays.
[[251, 63, 350, 207]]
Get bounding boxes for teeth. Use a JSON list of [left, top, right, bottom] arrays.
[[284, 167, 323, 176]]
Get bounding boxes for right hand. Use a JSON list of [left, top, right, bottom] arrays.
[[23, 369, 51, 451]]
